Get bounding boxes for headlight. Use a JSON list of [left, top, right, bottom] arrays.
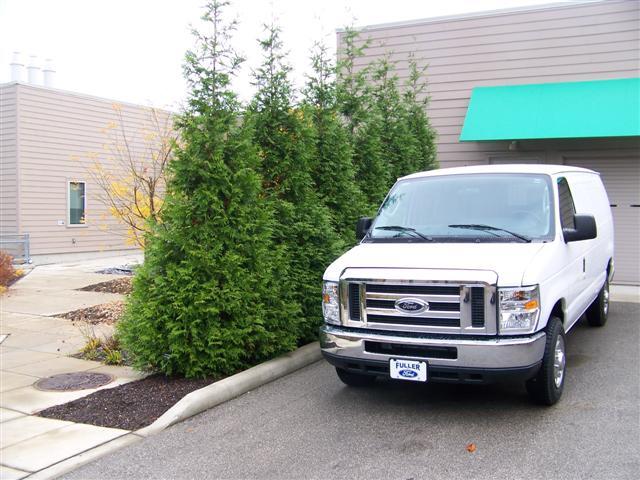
[[322, 281, 340, 325], [499, 285, 540, 333]]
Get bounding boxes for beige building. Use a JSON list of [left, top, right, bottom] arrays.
[[0, 81, 172, 263], [343, 0, 639, 285]]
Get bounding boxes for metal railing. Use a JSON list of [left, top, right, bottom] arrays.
[[0, 234, 31, 264]]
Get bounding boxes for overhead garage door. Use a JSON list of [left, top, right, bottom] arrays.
[[563, 156, 640, 285]]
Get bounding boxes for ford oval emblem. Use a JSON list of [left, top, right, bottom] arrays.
[[399, 369, 418, 378], [395, 298, 429, 315]]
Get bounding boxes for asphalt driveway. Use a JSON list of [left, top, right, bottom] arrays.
[[65, 302, 639, 480]]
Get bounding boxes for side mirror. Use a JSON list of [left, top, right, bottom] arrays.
[[563, 214, 597, 243], [356, 217, 373, 241]]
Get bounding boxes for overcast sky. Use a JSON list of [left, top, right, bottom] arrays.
[[0, 0, 568, 110]]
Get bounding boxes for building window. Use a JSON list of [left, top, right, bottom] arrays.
[[557, 177, 575, 229], [68, 181, 86, 225]]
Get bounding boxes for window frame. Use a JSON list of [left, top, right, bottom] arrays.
[[67, 180, 88, 228]]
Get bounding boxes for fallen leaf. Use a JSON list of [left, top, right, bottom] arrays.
[[466, 443, 476, 453]]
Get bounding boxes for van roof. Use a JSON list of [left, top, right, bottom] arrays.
[[400, 164, 597, 180]]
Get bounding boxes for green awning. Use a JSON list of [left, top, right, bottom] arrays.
[[459, 78, 640, 141]]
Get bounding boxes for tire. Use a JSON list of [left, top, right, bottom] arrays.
[[526, 317, 566, 406], [335, 367, 376, 387], [586, 278, 609, 327]]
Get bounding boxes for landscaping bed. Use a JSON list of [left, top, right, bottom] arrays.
[[79, 277, 132, 294], [37, 374, 216, 430], [58, 301, 125, 325]]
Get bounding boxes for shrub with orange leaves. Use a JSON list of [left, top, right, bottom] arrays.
[[0, 250, 18, 290]]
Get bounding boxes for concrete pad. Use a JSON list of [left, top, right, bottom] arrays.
[[0, 386, 96, 414], [611, 285, 640, 303], [0, 331, 63, 350], [0, 315, 81, 336], [0, 350, 59, 370], [0, 290, 124, 317], [6, 356, 101, 378], [1, 373, 132, 415], [1, 415, 72, 449], [0, 465, 29, 480], [27, 338, 86, 355], [1, 423, 128, 472], [0, 408, 24, 423], [0, 371, 38, 392], [27, 433, 142, 480]]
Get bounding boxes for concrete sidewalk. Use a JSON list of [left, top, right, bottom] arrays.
[[1, 255, 144, 479]]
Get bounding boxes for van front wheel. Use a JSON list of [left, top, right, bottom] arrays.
[[586, 278, 609, 327], [526, 317, 565, 406]]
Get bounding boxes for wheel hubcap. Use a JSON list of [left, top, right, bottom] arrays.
[[553, 335, 566, 388], [603, 282, 610, 316]]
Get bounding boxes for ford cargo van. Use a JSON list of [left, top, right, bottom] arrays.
[[320, 165, 614, 405]]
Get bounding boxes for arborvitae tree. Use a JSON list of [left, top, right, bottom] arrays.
[[402, 56, 438, 172], [336, 28, 391, 212], [371, 56, 422, 181], [303, 43, 366, 245], [336, 27, 371, 137], [249, 26, 342, 342], [118, 1, 298, 378]]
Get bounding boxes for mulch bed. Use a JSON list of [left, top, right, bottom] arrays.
[[58, 301, 125, 325], [37, 374, 216, 431], [79, 277, 132, 295]]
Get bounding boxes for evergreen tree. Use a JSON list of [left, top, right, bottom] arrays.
[[249, 26, 342, 342], [303, 43, 366, 245], [336, 28, 391, 212], [370, 56, 416, 181], [402, 56, 438, 172], [118, 1, 298, 378]]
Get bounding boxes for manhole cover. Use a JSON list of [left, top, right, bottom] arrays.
[[35, 372, 114, 392]]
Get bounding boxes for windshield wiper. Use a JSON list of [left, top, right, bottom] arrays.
[[374, 225, 433, 241], [448, 224, 531, 243]]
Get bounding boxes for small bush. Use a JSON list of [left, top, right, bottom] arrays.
[[0, 250, 17, 288], [104, 348, 123, 366]]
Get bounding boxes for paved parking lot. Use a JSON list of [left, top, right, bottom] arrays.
[[66, 302, 639, 480]]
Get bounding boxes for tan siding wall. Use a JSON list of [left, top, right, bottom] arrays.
[[0, 83, 19, 234], [16, 83, 172, 255], [339, 0, 640, 168]]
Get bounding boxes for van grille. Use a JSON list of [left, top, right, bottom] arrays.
[[348, 283, 361, 321], [471, 287, 485, 327], [343, 280, 493, 334]]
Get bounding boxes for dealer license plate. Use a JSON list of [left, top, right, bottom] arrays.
[[389, 358, 428, 382]]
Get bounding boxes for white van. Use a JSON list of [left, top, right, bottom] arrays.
[[320, 165, 614, 405]]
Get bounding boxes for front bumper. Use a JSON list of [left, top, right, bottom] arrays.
[[320, 325, 546, 384]]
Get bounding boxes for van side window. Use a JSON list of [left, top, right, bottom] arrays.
[[557, 177, 576, 229]]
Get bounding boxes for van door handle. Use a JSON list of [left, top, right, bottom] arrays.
[[583, 258, 586, 273], [631, 204, 640, 208]]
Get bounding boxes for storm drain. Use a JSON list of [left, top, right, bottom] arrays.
[[35, 372, 113, 391]]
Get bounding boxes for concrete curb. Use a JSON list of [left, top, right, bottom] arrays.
[[137, 341, 321, 436]]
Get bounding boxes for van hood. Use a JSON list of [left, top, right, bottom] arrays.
[[324, 242, 548, 286]]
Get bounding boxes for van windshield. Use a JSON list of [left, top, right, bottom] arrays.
[[368, 173, 555, 242]]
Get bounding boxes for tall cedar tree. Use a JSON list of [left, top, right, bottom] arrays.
[[371, 56, 421, 180], [303, 43, 366, 245], [249, 26, 343, 342], [336, 28, 391, 212], [403, 56, 438, 172], [118, 1, 298, 378]]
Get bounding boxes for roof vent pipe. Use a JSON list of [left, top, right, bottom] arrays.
[[27, 55, 41, 85], [43, 59, 55, 87], [10, 51, 25, 82]]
